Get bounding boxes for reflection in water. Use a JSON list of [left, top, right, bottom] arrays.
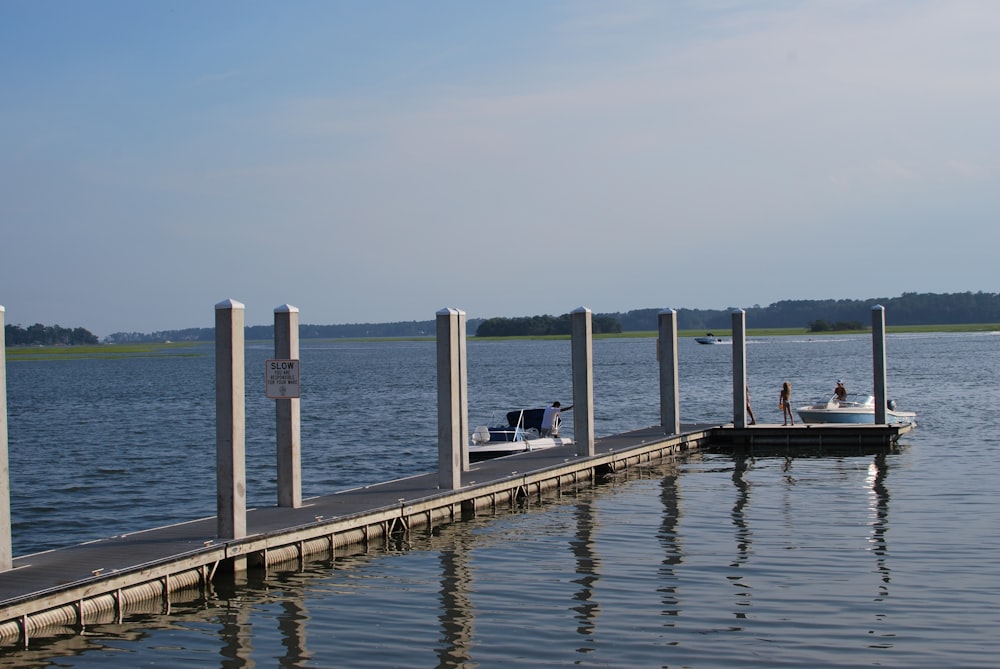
[[782, 455, 797, 484], [436, 532, 474, 668], [658, 466, 681, 623], [277, 598, 310, 668], [866, 454, 894, 650], [867, 454, 891, 595], [216, 594, 254, 668], [730, 456, 754, 619], [570, 499, 600, 651]]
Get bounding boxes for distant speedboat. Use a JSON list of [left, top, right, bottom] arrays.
[[796, 394, 916, 425], [695, 333, 729, 345], [469, 409, 572, 462]]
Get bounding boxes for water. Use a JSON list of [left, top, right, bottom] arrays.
[[3, 333, 999, 667]]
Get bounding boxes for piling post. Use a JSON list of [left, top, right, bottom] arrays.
[[437, 308, 465, 489], [731, 309, 748, 427], [872, 305, 888, 424], [458, 310, 470, 472], [215, 299, 247, 541], [571, 307, 595, 457], [0, 306, 10, 571], [658, 309, 680, 434], [274, 304, 302, 508]]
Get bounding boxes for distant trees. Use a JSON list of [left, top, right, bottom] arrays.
[[602, 291, 1000, 331], [4, 323, 98, 346], [48, 291, 1000, 344], [475, 314, 622, 337], [104, 320, 488, 343], [807, 320, 865, 332]]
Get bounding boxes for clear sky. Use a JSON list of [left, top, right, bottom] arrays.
[[2, 1, 997, 337]]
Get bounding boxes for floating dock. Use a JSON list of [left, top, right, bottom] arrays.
[[0, 421, 910, 645], [0, 302, 914, 645]]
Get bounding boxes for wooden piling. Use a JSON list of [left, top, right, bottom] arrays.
[[274, 304, 302, 508], [571, 307, 595, 457], [731, 308, 748, 427], [215, 299, 247, 541], [658, 309, 680, 434], [0, 305, 10, 572], [872, 305, 888, 424], [437, 308, 465, 490]]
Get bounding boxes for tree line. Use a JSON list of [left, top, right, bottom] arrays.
[[91, 290, 1000, 343], [605, 291, 1000, 331], [104, 320, 488, 344], [475, 314, 622, 337], [5, 323, 99, 346]]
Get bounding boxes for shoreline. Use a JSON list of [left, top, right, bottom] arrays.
[[5, 323, 999, 360]]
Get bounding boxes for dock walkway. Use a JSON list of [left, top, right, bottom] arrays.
[[0, 421, 910, 643]]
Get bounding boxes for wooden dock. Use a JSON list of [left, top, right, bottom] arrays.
[[0, 420, 911, 645]]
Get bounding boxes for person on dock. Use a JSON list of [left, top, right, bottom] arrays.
[[541, 401, 573, 437], [746, 386, 756, 425], [779, 381, 794, 426], [834, 379, 847, 403]]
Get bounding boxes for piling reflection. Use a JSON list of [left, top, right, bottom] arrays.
[[276, 598, 310, 668], [435, 531, 474, 667], [570, 498, 600, 648], [214, 575, 256, 668], [867, 454, 891, 595], [729, 456, 754, 620], [658, 464, 681, 621]]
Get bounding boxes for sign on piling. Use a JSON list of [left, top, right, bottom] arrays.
[[265, 359, 300, 398]]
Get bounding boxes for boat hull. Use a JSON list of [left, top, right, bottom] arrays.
[[796, 406, 916, 425], [469, 437, 573, 462]]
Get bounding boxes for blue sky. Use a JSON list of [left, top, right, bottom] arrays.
[[2, 1, 997, 336]]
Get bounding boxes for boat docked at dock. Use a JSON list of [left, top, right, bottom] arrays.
[[796, 393, 916, 425], [469, 408, 573, 462]]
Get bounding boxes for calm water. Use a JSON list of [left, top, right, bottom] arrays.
[[3, 333, 999, 667]]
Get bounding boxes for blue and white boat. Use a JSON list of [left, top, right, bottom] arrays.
[[796, 393, 916, 425], [469, 408, 573, 462]]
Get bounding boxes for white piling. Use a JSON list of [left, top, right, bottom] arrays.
[[437, 308, 465, 489], [731, 309, 748, 427], [0, 306, 10, 571], [458, 310, 469, 472], [215, 299, 247, 540], [872, 305, 888, 424], [274, 304, 302, 508], [571, 307, 595, 457], [658, 309, 680, 434]]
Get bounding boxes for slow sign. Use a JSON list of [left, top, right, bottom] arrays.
[[265, 359, 300, 398]]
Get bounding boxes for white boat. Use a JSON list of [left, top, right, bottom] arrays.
[[695, 333, 729, 345], [469, 408, 572, 462], [796, 393, 916, 425]]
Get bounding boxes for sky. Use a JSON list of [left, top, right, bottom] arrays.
[[2, 1, 998, 337]]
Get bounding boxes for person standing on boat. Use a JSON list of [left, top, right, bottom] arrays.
[[541, 401, 573, 437], [834, 379, 847, 403], [779, 382, 794, 426]]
